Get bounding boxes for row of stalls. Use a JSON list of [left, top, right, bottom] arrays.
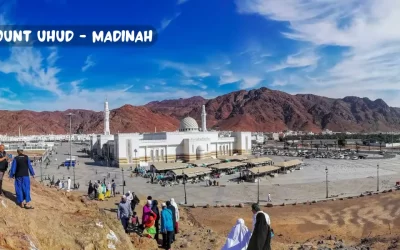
[[148, 156, 303, 182]]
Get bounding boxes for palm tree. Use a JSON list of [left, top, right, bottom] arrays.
[[310, 140, 313, 150], [315, 144, 320, 153], [379, 141, 383, 151], [355, 142, 360, 153], [334, 141, 337, 151]]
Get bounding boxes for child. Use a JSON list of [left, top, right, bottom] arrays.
[[131, 212, 140, 227]]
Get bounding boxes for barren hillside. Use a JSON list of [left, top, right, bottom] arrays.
[[0, 179, 134, 249]]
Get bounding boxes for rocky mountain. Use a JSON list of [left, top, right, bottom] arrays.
[[145, 87, 400, 133], [1, 87, 399, 135], [0, 105, 178, 135]]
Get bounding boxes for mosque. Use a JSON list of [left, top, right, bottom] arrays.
[[90, 100, 252, 167]]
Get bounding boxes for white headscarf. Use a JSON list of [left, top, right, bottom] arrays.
[[126, 191, 133, 202], [170, 198, 180, 222], [221, 218, 251, 250]]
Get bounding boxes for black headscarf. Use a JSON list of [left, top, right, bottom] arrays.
[[88, 183, 94, 195], [247, 212, 271, 250], [151, 200, 160, 221]]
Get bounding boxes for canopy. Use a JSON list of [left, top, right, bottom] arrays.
[[275, 159, 302, 168], [151, 162, 188, 171], [248, 166, 280, 175], [210, 162, 246, 170], [243, 157, 273, 165], [218, 155, 248, 162], [172, 167, 211, 177], [188, 158, 221, 166]]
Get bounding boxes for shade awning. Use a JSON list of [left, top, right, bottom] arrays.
[[218, 155, 248, 161], [151, 162, 188, 171], [275, 159, 303, 168], [243, 157, 273, 165], [172, 167, 212, 177], [248, 166, 280, 175], [188, 158, 221, 166], [210, 161, 246, 170]]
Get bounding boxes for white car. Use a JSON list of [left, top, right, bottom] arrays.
[[352, 156, 359, 160]]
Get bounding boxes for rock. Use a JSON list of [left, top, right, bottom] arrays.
[[210, 239, 215, 243], [180, 239, 190, 248], [239, 203, 244, 208], [282, 203, 286, 206], [266, 203, 273, 207], [204, 204, 210, 208], [312, 200, 317, 203], [84, 243, 95, 250], [192, 203, 196, 208]]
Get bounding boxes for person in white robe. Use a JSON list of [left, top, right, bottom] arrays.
[[67, 177, 71, 191], [170, 198, 180, 222], [221, 218, 251, 250]]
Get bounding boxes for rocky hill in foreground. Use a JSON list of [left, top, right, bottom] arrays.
[[0, 180, 134, 249], [1, 87, 400, 135]]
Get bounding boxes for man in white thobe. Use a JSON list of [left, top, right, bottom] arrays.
[[67, 177, 71, 191]]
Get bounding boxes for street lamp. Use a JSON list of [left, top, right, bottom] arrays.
[[66, 113, 75, 187], [325, 166, 329, 198], [121, 168, 125, 194], [182, 170, 187, 204], [40, 156, 43, 183], [134, 149, 137, 167], [257, 169, 260, 204], [377, 164, 379, 192]]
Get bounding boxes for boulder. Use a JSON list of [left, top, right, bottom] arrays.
[[266, 203, 273, 207], [239, 203, 244, 208]]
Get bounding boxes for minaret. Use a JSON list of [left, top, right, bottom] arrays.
[[201, 104, 207, 132], [104, 98, 110, 135]]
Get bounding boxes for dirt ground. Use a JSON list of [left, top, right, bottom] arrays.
[[187, 191, 400, 249], [0, 179, 134, 250]]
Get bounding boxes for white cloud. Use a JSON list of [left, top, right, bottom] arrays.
[[236, 0, 400, 106], [268, 50, 319, 72], [219, 71, 241, 85], [159, 60, 210, 78], [144, 85, 151, 90], [0, 47, 63, 96], [159, 13, 181, 32], [82, 55, 95, 72], [239, 77, 262, 89], [270, 79, 287, 87], [219, 71, 262, 89]]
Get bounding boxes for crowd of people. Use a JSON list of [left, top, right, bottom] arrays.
[[117, 193, 179, 250], [87, 179, 117, 200]]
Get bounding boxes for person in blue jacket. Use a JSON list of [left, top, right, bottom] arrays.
[[160, 202, 174, 250], [9, 148, 35, 209]]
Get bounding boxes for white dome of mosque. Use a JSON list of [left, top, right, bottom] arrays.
[[179, 117, 199, 132]]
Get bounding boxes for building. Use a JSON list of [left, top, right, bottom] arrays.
[[91, 101, 252, 167]]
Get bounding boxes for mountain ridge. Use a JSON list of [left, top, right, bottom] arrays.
[[1, 87, 400, 135]]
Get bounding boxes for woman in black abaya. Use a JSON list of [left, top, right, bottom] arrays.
[[247, 212, 271, 250]]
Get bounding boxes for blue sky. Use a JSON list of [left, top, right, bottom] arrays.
[[1, 0, 400, 111]]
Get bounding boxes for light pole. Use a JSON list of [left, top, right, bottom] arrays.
[[325, 166, 329, 198], [67, 113, 75, 187], [40, 156, 43, 183], [257, 169, 260, 204], [122, 168, 125, 194], [182, 170, 187, 204], [134, 149, 137, 167], [377, 164, 379, 192]]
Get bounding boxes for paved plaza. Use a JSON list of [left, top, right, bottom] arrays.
[[35, 143, 400, 206]]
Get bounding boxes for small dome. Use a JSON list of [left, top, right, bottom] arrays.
[[179, 117, 199, 132]]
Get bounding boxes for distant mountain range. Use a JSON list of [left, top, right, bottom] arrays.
[[1, 87, 400, 135]]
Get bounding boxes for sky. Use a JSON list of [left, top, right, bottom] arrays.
[[1, 0, 400, 111]]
